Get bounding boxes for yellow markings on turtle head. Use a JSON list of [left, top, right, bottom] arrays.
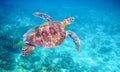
[[61, 20, 69, 27]]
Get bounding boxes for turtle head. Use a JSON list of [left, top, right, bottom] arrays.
[[61, 16, 74, 27], [22, 44, 34, 56]]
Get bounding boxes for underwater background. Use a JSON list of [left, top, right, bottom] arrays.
[[0, 0, 120, 72]]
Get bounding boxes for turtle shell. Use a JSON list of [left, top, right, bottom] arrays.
[[23, 22, 66, 48]]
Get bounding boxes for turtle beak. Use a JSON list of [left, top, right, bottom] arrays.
[[67, 16, 74, 23]]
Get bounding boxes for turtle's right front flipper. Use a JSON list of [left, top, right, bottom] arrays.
[[33, 12, 53, 21], [66, 30, 80, 51]]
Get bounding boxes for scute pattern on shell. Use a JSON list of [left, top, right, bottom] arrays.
[[23, 22, 65, 48]]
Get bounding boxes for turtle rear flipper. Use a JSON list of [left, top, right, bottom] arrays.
[[13, 41, 24, 48], [66, 30, 80, 51], [22, 44, 34, 56], [33, 12, 53, 21]]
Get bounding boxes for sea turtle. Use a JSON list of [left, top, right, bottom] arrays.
[[22, 12, 80, 56]]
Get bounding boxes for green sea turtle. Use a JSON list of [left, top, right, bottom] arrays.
[[22, 12, 80, 56]]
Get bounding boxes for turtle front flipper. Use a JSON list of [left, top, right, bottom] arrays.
[[33, 12, 53, 21], [66, 30, 80, 51], [22, 44, 34, 56]]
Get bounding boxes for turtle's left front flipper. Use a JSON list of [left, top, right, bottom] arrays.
[[33, 12, 53, 21], [66, 30, 80, 51]]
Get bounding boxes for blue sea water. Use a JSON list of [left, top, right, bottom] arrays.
[[0, 0, 120, 72]]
